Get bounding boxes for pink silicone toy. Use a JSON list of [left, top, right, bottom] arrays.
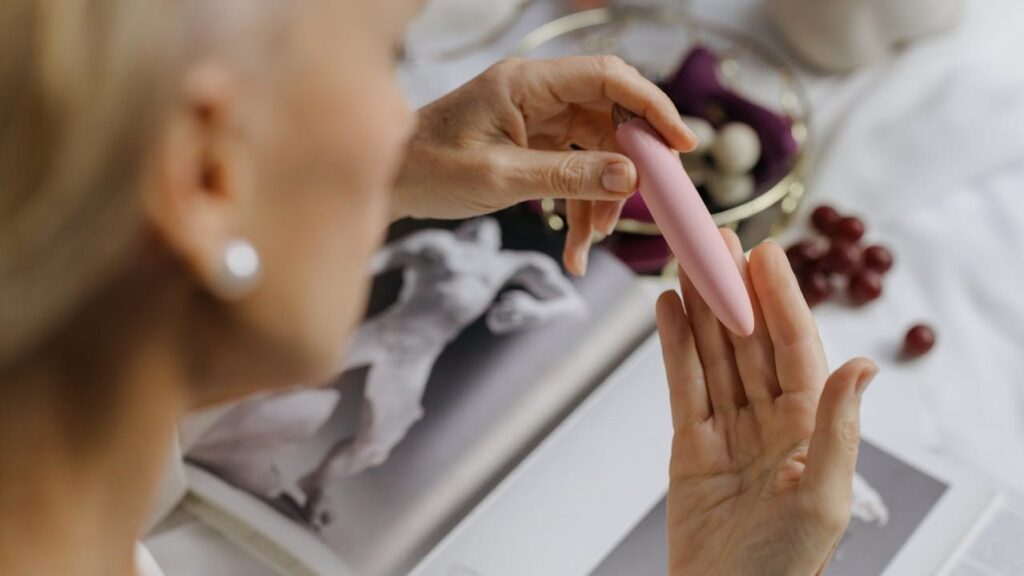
[[613, 105, 755, 337]]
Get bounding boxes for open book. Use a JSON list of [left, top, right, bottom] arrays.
[[405, 333, 1024, 576], [585, 439, 1018, 576], [147, 208, 660, 576], [146, 236, 1021, 576]]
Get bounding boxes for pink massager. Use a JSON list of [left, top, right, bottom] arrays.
[[613, 104, 755, 337]]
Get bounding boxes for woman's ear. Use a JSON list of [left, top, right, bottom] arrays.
[[145, 63, 254, 298]]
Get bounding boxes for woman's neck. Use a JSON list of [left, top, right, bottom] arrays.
[[0, 269, 190, 576]]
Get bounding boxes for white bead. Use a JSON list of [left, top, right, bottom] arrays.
[[680, 115, 716, 154], [706, 172, 756, 207], [710, 122, 761, 175]]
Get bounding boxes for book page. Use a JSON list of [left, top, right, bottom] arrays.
[[412, 337, 996, 576], [180, 213, 653, 576], [183, 466, 353, 576], [145, 507, 281, 576], [589, 440, 949, 576], [942, 495, 1024, 576], [411, 333, 677, 576]]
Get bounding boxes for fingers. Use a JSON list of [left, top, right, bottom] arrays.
[[720, 230, 781, 404], [499, 146, 632, 275], [593, 199, 625, 235], [512, 56, 699, 153], [656, 290, 711, 428], [678, 257, 747, 414], [499, 147, 637, 201], [557, 108, 626, 154], [563, 199, 594, 275], [749, 242, 829, 394], [800, 358, 878, 528]]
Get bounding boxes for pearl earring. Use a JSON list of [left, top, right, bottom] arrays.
[[215, 238, 261, 300]]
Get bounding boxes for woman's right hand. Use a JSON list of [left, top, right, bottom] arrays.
[[392, 56, 698, 276], [656, 230, 878, 576]]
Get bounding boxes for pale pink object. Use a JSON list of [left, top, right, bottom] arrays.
[[613, 109, 755, 336]]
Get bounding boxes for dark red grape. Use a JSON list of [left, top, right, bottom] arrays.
[[848, 269, 883, 304], [823, 241, 862, 276], [834, 216, 865, 242], [786, 241, 823, 273], [799, 271, 832, 308], [811, 205, 841, 235], [902, 324, 936, 358], [863, 245, 894, 273]]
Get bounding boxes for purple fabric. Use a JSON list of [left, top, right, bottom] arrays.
[[608, 234, 672, 274], [662, 45, 800, 186]]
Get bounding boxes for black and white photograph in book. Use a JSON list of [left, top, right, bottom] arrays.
[[183, 207, 649, 576], [590, 440, 949, 576]]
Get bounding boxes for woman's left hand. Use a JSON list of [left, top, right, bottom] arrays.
[[392, 56, 699, 276], [657, 230, 878, 576]]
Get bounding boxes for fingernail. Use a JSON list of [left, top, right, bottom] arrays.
[[601, 162, 634, 194], [855, 368, 878, 395]]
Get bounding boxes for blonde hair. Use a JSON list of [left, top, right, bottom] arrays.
[[0, 1, 178, 367]]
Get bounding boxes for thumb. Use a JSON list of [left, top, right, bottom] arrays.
[[801, 358, 878, 518], [501, 147, 637, 201]]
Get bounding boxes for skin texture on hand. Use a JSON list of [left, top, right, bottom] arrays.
[[392, 56, 699, 276], [656, 230, 878, 576]]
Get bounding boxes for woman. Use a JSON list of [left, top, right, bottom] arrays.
[[0, 1, 876, 575]]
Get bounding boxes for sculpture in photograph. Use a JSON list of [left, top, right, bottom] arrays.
[[188, 218, 586, 528]]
